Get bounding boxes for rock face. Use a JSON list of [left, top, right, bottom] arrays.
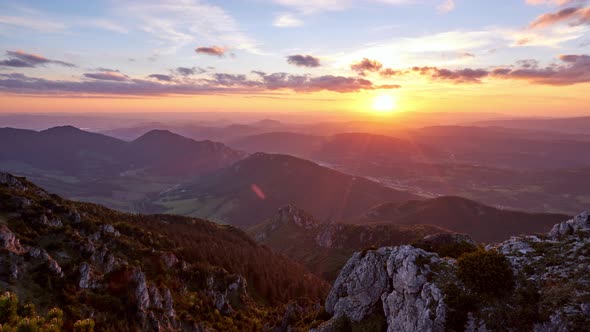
[[206, 273, 248, 315], [321, 246, 445, 332], [316, 211, 590, 332]]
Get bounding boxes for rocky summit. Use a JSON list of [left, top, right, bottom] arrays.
[[312, 212, 590, 332]]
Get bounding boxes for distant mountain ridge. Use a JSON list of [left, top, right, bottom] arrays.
[[357, 196, 569, 242], [0, 126, 245, 177], [150, 152, 420, 227]]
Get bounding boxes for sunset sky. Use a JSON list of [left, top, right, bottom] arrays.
[[1, 0, 589, 116]]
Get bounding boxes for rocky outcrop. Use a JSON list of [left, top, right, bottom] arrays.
[[548, 211, 589, 239], [79, 262, 97, 289], [206, 273, 247, 315], [321, 246, 445, 332], [0, 173, 26, 190], [133, 268, 151, 312], [29, 247, 64, 277], [0, 225, 26, 254], [132, 267, 177, 330], [316, 211, 590, 332]]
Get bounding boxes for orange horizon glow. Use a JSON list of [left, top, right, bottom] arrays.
[[2, 78, 590, 118]]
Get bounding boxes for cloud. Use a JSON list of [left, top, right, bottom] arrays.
[[273, 13, 304, 27], [350, 58, 383, 75], [492, 54, 590, 85], [117, 0, 260, 54], [388, 53, 590, 86], [271, 0, 352, 14], [529, 6, 590, 28], [147, 74, 173, 82], [412, 66, 489, 83], [80, 19, 128, 33], [525, 0, 575, 5], [0, 50, 75, 68], [0, 15, 65, 32], [195, 46, 227, 57], [0, 71, 397, 96], [175, 67, 206, 76], [83, 71, 129, 81], [379, 68, 404, 77], [252, 71, 397, 92], [286, 54, 321, 67], [437, 0, 455, 13]]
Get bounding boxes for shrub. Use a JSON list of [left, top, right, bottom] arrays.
[[0, 292, 19, 324], [457, 249, 514, 297], [73, 318, 95, 332]]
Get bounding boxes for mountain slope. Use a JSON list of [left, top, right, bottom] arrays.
[[248, 205, 450, 281], [357, 196, 569, 242], [151, 153, 420, 227], [0, 172, 327, 331]]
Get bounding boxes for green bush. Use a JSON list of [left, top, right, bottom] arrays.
[[0, 292, 19, 324], [0, 292, 86, 332], [457, 249, 514, 297]]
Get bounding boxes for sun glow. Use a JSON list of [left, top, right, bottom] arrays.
[[372, 94, 397, 113]]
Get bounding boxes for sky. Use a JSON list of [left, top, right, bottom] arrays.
[[0, 0, 589, 117]]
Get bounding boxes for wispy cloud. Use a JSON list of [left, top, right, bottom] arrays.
[[84, 71, 129, 81], [273, 13, 304, 27], [0, 15, 65, 32], [0, 50, 75, 68], [437, 0, 455, 14], [529, 6, 590, 28], [116, 0, 260, 54], [525, 0, 575, 6]]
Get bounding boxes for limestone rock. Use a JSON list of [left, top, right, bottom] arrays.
[[79, 262, 97, 289], [325, 248, 391, 321], [133, 268, 151, 312], [0, 173, 26, 190], [548, 211, 589, 239], [28, 247, 64, 277], [206, 273, 247, 315], [0, 225, 26, 254]]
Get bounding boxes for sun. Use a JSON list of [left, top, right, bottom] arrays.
[[372, 94, 396, 113]]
